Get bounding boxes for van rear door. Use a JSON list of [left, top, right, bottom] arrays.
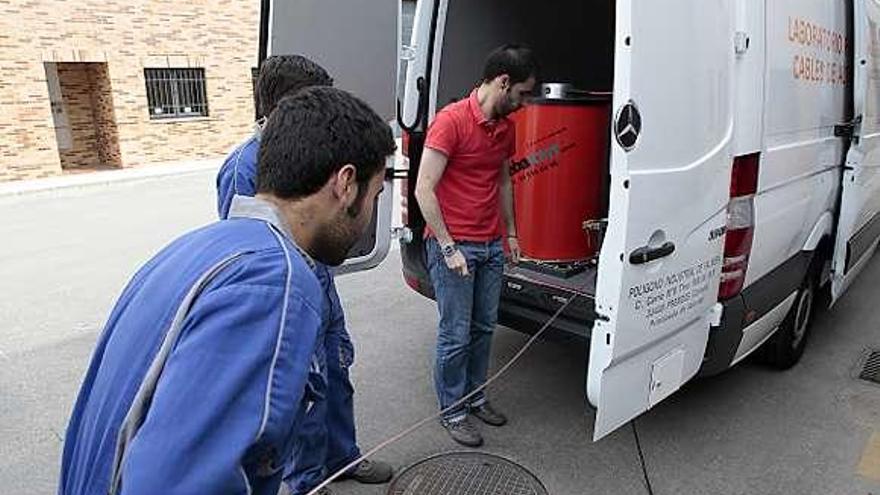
[[586, 0, 734, 440], [265, 0, 400, 273], [831, 0, 880, 301]]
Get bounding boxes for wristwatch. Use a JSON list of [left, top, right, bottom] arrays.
[[441, 243, 458, 258]]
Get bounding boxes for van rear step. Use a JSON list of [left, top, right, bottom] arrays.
[[518, 259, 593, 279], [499, 265, 596, 339]]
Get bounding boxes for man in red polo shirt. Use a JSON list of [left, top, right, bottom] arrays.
[[415, 44, 537, 447]]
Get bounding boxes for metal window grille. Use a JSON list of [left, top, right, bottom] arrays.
[[144, 68, 209, 119]]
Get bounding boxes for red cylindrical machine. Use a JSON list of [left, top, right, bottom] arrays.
[[510, 85, 611, 262]]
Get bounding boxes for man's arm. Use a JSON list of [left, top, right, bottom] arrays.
[[499, 159, 520, 263], [415, 148, 469, 276], [415, 148, 453, 246], [216, 140, 258, 219], [216, 158, 237, 219], [118, 283, 322, 495]]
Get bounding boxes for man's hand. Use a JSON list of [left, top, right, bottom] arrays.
[[507, 236, 521, 264], [445, 249, 470, 277]]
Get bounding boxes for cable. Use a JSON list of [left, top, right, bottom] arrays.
[[305, 293, 579, 495], [631, 419, 656, 495]]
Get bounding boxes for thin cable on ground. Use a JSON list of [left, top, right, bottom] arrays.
[[305, 292, 579, 495], [631, 419, 655, 495]]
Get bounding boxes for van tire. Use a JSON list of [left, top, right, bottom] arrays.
[[759, 263, 819, 370]]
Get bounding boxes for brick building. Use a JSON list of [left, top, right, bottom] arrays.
[[0, 0, 259, 182]]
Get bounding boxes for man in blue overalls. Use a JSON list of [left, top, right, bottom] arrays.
[[58, 87, 396, 495], [216, 55, 393, 494], [217, 55, 333, 220]]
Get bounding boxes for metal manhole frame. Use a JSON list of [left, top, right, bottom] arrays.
[[387, 450, 548, 495]]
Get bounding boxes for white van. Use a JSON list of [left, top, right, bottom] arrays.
[[264, 0, 880, 440]]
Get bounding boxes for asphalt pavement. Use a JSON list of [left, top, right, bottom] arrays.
[[0, 169, 878, 495]]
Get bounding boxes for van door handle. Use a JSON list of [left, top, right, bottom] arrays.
[[629, 242, 676, 265]]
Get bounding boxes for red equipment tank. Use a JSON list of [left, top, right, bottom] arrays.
[[510, 83, 611, 262]]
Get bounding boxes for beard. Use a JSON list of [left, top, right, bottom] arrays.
[[311, 199, 367, 266], [497, 94, 519, 118]]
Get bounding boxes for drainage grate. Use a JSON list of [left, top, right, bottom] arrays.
[[860, 350, 880, 384], [387, 452, 547, 495]]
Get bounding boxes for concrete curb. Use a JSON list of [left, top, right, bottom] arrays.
[[0, 159, 221, 198]]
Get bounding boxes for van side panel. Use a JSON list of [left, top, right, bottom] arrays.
[[732, 0, 766, 155], [803, 211, 835, 252], [703, 0, 848, 373], [832, 0, 880, 300], [749, 0, 848, 291]]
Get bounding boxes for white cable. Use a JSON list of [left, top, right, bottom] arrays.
[[305, 292, 580, 495]]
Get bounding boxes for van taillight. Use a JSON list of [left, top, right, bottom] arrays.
[[718, 154, 759, 300], [729, 153, 759, 197]]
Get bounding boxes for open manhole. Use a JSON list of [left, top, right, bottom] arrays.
[[387, 452, 547, 495], [860, 350, 880, 384]]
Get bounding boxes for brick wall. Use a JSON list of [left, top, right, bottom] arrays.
[[57, 63, 100, 169], [55, 63, 122, 169], [0, 0, 258, 182], [91, 63, 122, 168]]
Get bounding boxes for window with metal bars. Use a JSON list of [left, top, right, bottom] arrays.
[[144, 68, 209, 119]]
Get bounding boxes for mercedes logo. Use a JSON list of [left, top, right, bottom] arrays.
[[615, 101, 642, 152]]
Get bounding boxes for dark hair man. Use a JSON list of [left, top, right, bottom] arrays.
[[217, 55, 393, 494], [415, 44, 538, 447], [59, 87, 395, 495]]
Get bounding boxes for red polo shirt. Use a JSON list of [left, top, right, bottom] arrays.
[[424, 89, 515, 242]]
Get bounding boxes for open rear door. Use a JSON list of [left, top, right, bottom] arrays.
[[587, 0, 735, 440], [831, 0, 880, 301], [266, 0, 399, 273]]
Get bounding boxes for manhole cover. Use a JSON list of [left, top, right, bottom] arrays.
[[387, 451, 547, 495], [860, 350, 880, 384]]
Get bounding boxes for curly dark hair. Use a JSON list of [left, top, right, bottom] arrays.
[[481, 44, 538, 85], [257, 87, 396, 200], [255, 55, 333, 119]]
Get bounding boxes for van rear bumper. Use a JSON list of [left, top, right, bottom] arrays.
[[499, 273, 595, 339], [699, 250, 814, 376], [700, 294, 746, 377]]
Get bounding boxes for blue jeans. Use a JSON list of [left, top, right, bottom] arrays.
[[284, 265, 360, 495], [426, 238, 504, 422]]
